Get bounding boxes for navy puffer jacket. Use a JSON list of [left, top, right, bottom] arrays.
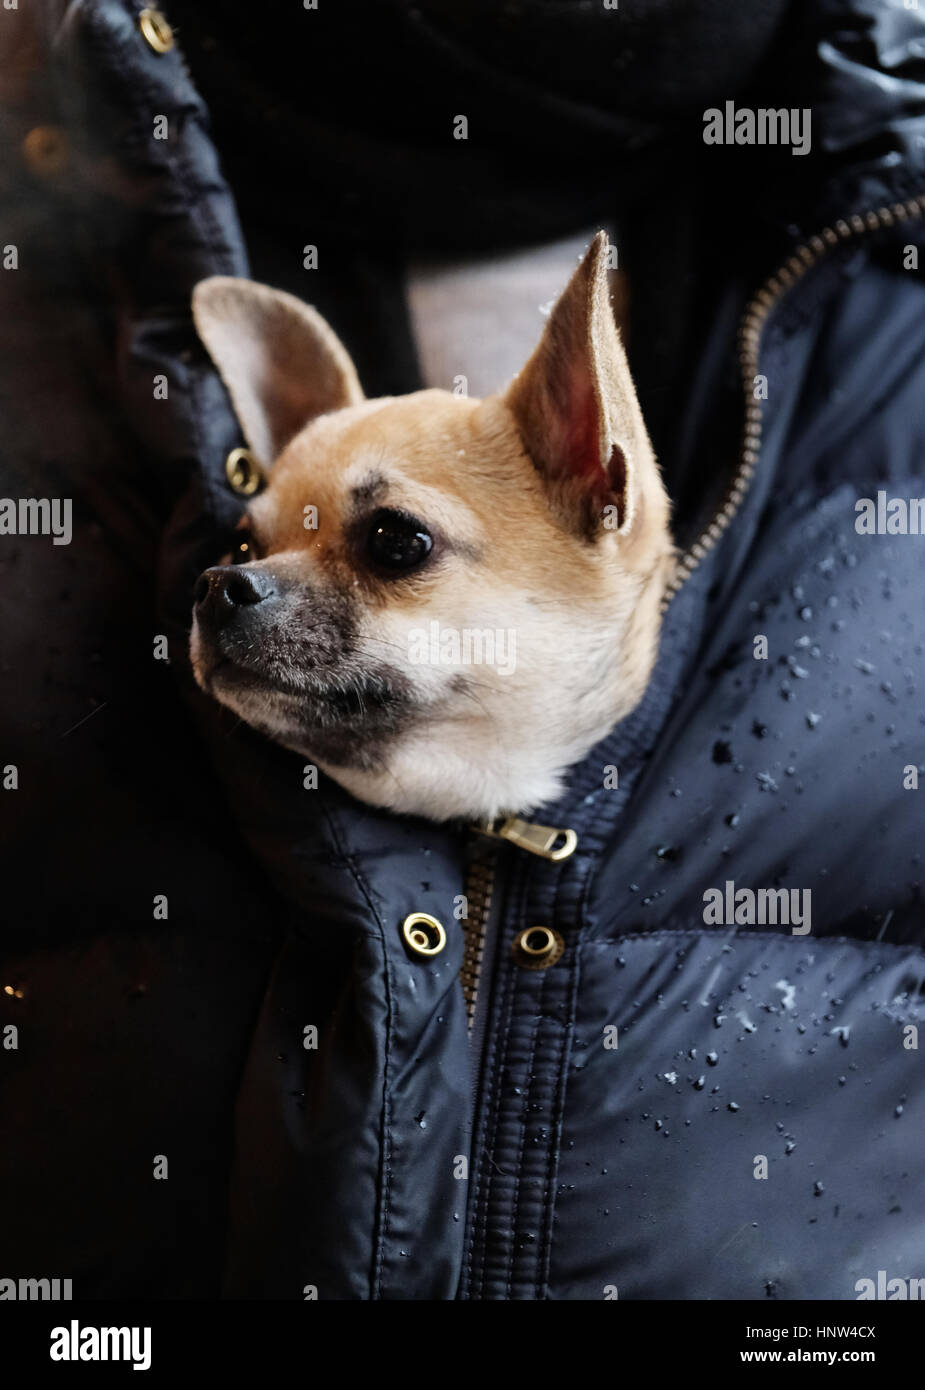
[[1, 0, 924, 1300]]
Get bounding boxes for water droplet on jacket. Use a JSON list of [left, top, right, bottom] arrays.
[[415, 1110, 427, 1129], [725, 812, 740, 828], [785, 1141, 796, 1154], [813, 1181, 824, 1196], [706, 1051, 719, 1065], [775, 979, 796, 1010]]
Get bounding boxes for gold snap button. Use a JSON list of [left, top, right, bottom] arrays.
[[512, 925, 564, 970], [224, 447, 263, 497], [21, 126, 70, 178], [402, 912, 447, 958], [139, 8, 175, 54]]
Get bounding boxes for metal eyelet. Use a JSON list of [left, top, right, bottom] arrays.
[[402, 913, 447, 958], [512, 925, 564, 970], [139, 8, 175, 54], [21, 126, 70, 178], [224, 447, 263, 497]]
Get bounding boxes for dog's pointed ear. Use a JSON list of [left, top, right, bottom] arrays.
[[504, 231, 664, 540], [192, 277, 364, 470]]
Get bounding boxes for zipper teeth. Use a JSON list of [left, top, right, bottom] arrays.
[[460, 850, 497, 1033], [660, 193, 925, 612]]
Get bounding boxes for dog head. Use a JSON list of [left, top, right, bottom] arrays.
[[190, 232, 674, 822]]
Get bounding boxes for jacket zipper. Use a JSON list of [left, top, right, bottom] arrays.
[[460, 846, 498, 1033], [661, 193, 925, 608], [460, 189, 925, 1025]]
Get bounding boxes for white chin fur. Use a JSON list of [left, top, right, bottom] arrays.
[[316, 742, 568, 824]]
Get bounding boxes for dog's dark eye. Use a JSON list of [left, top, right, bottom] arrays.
[[365, 508, 433, 573]]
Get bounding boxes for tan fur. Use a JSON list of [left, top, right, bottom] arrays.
[[190, 233, 676, 822]]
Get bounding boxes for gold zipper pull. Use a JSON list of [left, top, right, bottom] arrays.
[[475, 816, 578, 861]]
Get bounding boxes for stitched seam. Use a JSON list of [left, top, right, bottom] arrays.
[[504, 864, 542, 1300], [467, 942, 512, 1299], [318, 797, 394, 1302], [535, 863, 592, 1298], [578, 929, 925, 953]]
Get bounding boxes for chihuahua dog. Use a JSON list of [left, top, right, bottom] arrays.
[[190, 232, 674, 822]]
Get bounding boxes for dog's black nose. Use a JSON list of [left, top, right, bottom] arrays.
[[194, 566, 274, 627]]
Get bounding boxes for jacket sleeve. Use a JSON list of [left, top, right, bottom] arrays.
[[0, 0, 298, 1295]]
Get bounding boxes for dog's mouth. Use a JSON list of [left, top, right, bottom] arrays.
[[203, 656, 307, 701], [195, 638, 415, 753], [208, 656, 402, 719]]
